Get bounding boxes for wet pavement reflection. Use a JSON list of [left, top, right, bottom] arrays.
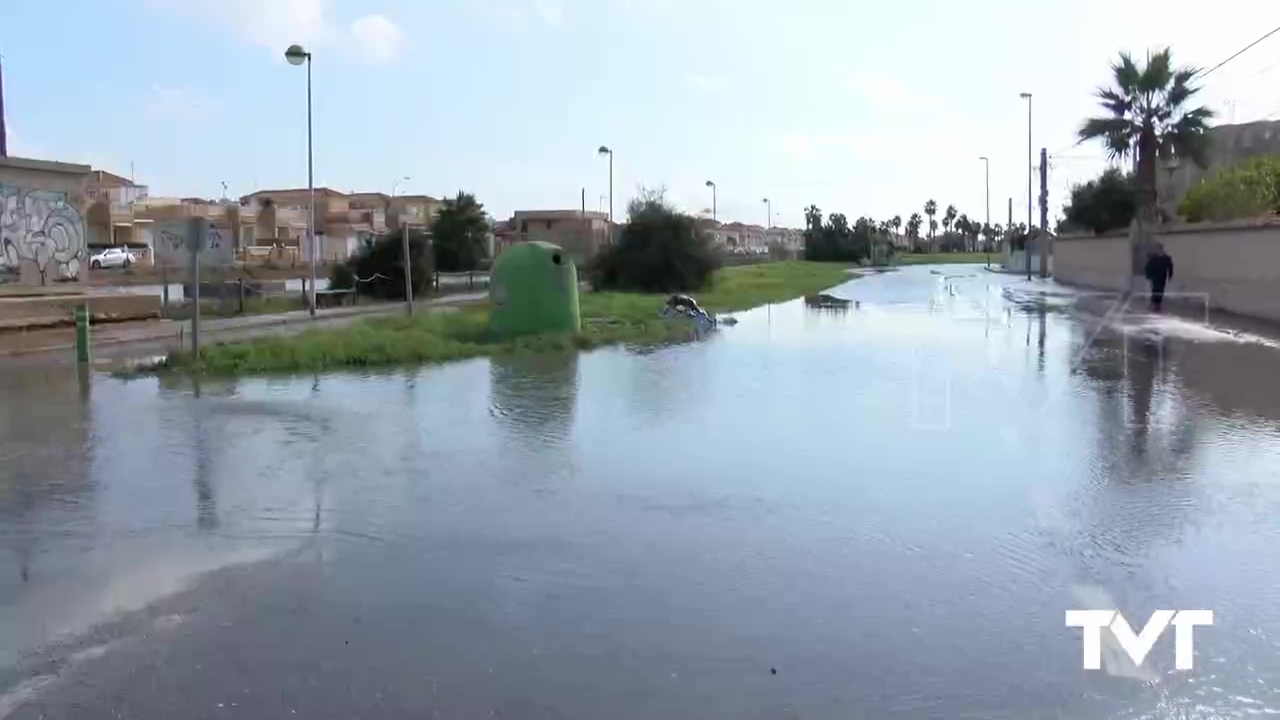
[[4, 265, 1280, 719]]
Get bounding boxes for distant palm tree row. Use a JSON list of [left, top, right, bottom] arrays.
[[891, 199, 1029, 254]]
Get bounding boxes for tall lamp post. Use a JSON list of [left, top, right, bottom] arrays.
[[285, 43, 316, 316], [761, 197, 771, 229], [597, 146, 613, 222], [1019, 92, 1033, 280], [705, 180, 717, 222], [392, 175, 413, 316], [979, 156, 990, 267]]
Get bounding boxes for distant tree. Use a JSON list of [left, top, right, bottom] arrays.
[[590, 186, 720, 292], [1057, 167, 1139, 234], [430, 191, 490, 272], [906, 213, 923, 251], [924, 199, 938, 251], [890, 215, 902, 245], [1078, 48, 1213, 211], [942, 204, 958, 239], [955, 214, 972, 250], [330, 227, 434, 300]]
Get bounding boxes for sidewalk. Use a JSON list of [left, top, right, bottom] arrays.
[[0, 292, 487, 359]]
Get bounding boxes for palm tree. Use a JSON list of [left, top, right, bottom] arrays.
[[1077, 48, 1213, 212], [890, 215, 902, 246], [907, 213, 923, 250], [923, 200, 938, 251], [943, 205, 957, 241]]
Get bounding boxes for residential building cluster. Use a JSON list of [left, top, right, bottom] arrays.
[[2, 154, 804, 281]]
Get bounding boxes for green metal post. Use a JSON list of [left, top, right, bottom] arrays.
[[75, 304, 91, 364]]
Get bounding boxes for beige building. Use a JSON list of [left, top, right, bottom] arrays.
[[0, 156, 91, 286], [508, 210, 612, 265], [243, 188, 442, 262]]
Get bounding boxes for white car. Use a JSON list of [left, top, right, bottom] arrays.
[[89, 247, 137, 270]]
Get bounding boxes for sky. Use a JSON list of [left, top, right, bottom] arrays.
[[2, 0, 1278, 229]]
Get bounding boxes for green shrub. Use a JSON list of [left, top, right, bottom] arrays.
[[587, 189, 720, 293], [1058, 167, 1137, 234], [1179, 155, 1280, 222], [331, 229, 434, 300]]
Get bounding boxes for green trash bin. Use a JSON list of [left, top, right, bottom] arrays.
[[488, 241, 581, 339]]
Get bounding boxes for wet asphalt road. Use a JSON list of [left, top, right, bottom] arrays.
[[5, 266, 1280, 719]]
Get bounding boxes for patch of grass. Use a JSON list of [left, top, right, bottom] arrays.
[[891, 252, 993, 266], [167, 261, 853, 375]]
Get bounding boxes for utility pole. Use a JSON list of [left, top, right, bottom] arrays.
[[189, 218, 203, 356], [1039, 147, 1050, 278], [581, 187, 585, 214], [401, 226, 415, 317]]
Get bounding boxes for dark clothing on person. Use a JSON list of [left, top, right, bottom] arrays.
[[1144, 252, 1174, 312]]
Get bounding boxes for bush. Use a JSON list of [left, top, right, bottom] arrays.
[[1058, 168, 1137, 234], [1179, 155, 1280, 223], [331, 228, 434, 300], [587, 189, 720, 292]]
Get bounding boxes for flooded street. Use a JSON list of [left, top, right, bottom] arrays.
[[5, 265, 1280, 719]]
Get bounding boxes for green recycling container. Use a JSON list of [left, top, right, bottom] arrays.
[[487, 241, 581, 338]]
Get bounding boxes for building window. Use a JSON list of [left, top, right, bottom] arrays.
[[546, 221, 553, 230], [521, 221, 529, 233]]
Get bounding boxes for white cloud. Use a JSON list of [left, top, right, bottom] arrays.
[[463, 0, 566, 28], [684, 73, 725, 94], [846, 71, 924, 108], [160, 0, 406, 63], [349, 14, 405, 64], [159, 0, 331, 51], [772, 131, 863, 159], [144, 86, 213, 118], [533, 0, 564, 27]]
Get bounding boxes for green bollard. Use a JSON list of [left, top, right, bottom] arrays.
[[75, 304, 91, 364]]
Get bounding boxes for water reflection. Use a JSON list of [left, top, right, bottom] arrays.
[[0, 365, 94, 588], [191, 378, 219, 531], [488, 352, 580, 446]]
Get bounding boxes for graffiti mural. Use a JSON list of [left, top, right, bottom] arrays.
[[0, 184, 87, 286]]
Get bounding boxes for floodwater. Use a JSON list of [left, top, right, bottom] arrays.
[[4, 265, 1280, 719]]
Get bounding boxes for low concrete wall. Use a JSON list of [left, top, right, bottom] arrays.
[[0, 292, 162, 329], [1054, 219, 1280, 323]]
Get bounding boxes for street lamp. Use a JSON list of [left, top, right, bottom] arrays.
[[391, 175, 414, 317], [597, 146, 613, 222], [979, 156, 990, 267], [762, 197, 771, 229], [1019, 92, 1033, 280], [285, 43, 317, 316], [705, 180, 717, 222]]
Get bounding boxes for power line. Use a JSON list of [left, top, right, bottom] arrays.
[[1200, 23, 1280, 80]]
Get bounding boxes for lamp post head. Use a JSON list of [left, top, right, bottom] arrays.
[[705, 180, 715, 188], [285, 44, 310, 66], [597, 146, 611, 156], [762, 197, 769, 203], [979, 156, 988, 161], [1019, 92, 1032, 99]]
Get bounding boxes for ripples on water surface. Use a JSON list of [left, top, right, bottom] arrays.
[[4, 266, 1280, 719]]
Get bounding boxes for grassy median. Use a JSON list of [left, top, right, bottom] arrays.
[[891, 252, 995, 266], [165, 261, 853, 375]]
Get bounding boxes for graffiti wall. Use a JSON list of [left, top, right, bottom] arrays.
[[0, 184, 87, 286], [151, 221, 234, 268]]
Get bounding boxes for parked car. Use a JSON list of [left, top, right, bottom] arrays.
[[89, 247, 137, 270]]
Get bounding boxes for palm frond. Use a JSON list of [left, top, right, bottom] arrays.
[[1095, 88, 1131, 117], [1166, 67, 1203, 110], [1138, 48, 1174, 97], [1112, 52, 1142, 95]]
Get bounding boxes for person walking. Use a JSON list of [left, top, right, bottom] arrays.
[[1143, 243, 1174, 313]]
